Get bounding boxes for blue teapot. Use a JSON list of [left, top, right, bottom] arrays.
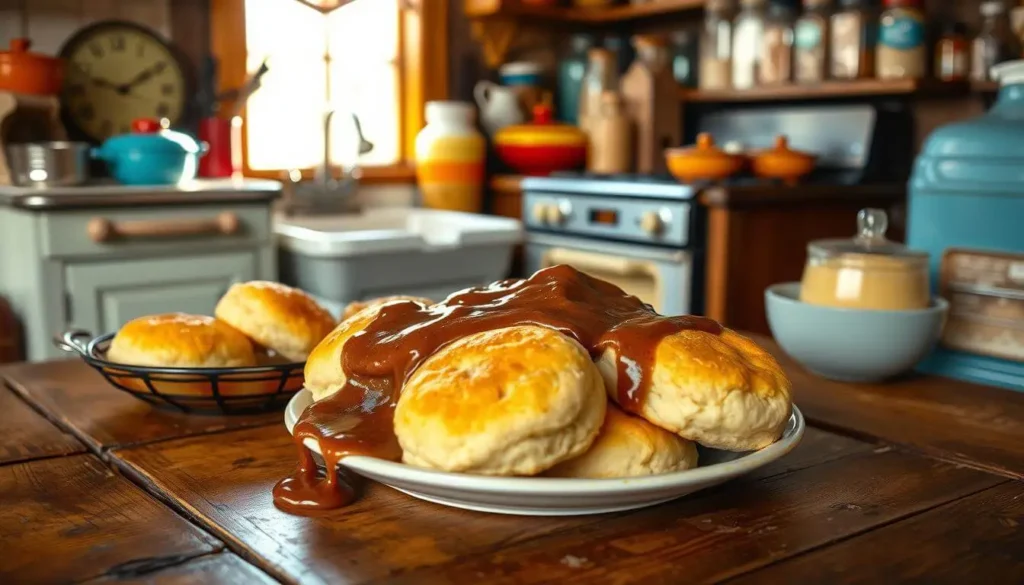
[[92, 118, 208, 185]]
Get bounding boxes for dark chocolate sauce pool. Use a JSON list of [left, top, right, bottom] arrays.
[[272, 265, 721, 514]]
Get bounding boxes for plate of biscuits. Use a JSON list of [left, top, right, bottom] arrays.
[[276, 265, 804, 517], [57, 281, 337, 414]]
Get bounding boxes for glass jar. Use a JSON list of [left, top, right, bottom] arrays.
[[876, 0, 927, 80], [700, 0, 736, 90], [732, 0, 767, 90], [800, 208, 930, 310], [936, 22, 969, 81], [830, 0, 876, 79], [671, 29, 699, 87], [577, 48, 618, 135], [972, 1, 1022, 83], [557, 34, 595, 124], [760, 0, 797, 84], [795, 0, 832, 83]]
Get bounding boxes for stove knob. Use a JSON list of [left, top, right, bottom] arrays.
[[640, 211, 664, 235], [546, 204, 568, 226], [531, 203, 550, 225]]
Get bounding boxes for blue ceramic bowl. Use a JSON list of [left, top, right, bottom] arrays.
[[93, 126, 206, 186], [765, 282, 948, 383]]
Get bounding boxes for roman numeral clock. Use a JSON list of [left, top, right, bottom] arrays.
[[59, 21, 188, 142]]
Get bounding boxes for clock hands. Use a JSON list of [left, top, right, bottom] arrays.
[[117, 62, 168, 94]]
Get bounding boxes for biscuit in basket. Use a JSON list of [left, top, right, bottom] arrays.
[[546, 403, 698, 478], [305, 298, 431, 402], [108, 313, 256, 368], [215, 281, 336, 363], [394, 326, 607, 476], [597, 328, 791, 452], [341, 295, 434, 321], [105, 313, 259, 396]]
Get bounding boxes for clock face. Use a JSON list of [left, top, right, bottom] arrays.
[[60, 22, 188, 141]]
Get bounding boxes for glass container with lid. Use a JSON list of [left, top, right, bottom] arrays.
[[800, 208, 930, 310]]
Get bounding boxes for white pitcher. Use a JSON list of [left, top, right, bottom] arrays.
[[473, 81, 525, 136]]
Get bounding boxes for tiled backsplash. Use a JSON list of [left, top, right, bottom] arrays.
[[0, 0, 172, 56]]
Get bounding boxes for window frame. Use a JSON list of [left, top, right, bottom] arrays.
[[209, 0, 447, 183]]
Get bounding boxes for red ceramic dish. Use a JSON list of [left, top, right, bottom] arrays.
[[494, 103, 588, 176], [496, 143, 587, 176]]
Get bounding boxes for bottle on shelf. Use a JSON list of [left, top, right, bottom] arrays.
[[876, 0, 927, 80], [557, 34, 596, 124], [936, 22, 970, 82], [830, 0, 877, 80], [588, 91, 633, 174], [671, 29, 699, 88], [700, 0, 736, 90], [760, 0, 798, 85], [972, 1, 1023, 83], [732, 0, 768, 90], [794, 0, 833, 84], [578, 47, 618, 136]]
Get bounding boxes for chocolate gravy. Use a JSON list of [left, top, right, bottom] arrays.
[[273, 265, 721, 514]]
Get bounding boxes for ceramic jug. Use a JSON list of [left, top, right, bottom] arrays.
[[415, 101, 486, 213], [474, 81, 525, 136]]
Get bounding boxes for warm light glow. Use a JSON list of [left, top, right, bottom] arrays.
[[244, 0, 400, 171]]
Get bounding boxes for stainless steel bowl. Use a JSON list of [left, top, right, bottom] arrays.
[[6, 141, 90, 188]]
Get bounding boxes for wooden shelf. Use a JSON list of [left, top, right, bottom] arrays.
[[465, 0, 703, 24], [680, 79, 973, 103]]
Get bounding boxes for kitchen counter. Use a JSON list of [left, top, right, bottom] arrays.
[[2, 333, 1021, 584], [0, 178, 283, 210]]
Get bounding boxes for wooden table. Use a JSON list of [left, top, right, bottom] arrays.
[[2, 336, 1023, 585]]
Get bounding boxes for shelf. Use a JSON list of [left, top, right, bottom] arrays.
[[465, 0, 703, 24], [680, 79, 973, 103]]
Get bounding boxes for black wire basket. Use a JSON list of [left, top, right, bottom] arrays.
[[55, 330, 305, 415]]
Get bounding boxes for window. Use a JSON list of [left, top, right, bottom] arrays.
[[210, 0, 447, 181]]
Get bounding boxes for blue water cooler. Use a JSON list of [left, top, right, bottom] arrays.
[[908, 61, 1024, 391]]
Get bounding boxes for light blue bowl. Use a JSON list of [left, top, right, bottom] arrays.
[[765, 282, 949, 383]]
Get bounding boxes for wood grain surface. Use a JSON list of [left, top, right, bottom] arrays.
[[0, 454, 222, 584], [0, 385, 83, 465], [111, 423, 1001, 585], [81, 552, 277, 585], [0, 360, 281, 453], [752, 335, 1024, 479], [385, 452, 1004, 584], [729, 481, 1024, 584]]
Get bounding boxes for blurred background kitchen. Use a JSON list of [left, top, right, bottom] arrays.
[[0, 0, 1021, 391]]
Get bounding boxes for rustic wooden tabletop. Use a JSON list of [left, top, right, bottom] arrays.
[[2, 334, 1022, 585]]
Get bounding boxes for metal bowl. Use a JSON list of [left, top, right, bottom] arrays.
[[6, 141, 90, 187]]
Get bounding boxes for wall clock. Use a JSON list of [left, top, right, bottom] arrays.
[[59, 21, 189, 142]]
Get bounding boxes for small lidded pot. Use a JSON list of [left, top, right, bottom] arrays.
[[800, 208, 930, 310]]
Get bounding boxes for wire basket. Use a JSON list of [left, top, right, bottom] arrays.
[[55, 330, 305, 415]]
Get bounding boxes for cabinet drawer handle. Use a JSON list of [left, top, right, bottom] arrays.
[[87, 212, 241, 242]]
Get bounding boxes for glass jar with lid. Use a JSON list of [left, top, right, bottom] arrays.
[[830, 0, 877, 79], [732, 0, 767, 89], [876, 0, 927, 80], [795, 0, 833, 83], [800, 208, 930, 310], [700, 0, 736, 90], [760, 0, 797, 84], [971, 1, 1022, 83]]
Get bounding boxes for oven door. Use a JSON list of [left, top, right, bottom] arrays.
[[526, 234, 694, 316]]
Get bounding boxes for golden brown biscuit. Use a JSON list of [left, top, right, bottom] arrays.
[[215, 281, 336, 362], [394, 326, 607, 476], [342, 295, 433, 321], [596, 329, 792, 452], [304, 298, 430, 401], [546, 403, 698, 478], [107, 313, 256, 369]]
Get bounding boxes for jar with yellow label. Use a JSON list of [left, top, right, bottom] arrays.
[[800, 208, 930, 310]]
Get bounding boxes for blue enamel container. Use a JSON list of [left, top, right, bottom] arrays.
[[92, 118, 207, 185], [908, 60, 1024, 391]]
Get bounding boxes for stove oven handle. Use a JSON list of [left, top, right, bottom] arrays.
[[544, 248, 654, 277]]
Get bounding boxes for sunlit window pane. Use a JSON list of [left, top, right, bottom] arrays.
[[243, 0, 400, 170]]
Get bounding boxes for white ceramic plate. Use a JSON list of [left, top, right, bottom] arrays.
[[284, 389, 805, 516]]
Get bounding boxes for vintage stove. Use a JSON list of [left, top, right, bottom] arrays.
[[520, 173, 703, 317]]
